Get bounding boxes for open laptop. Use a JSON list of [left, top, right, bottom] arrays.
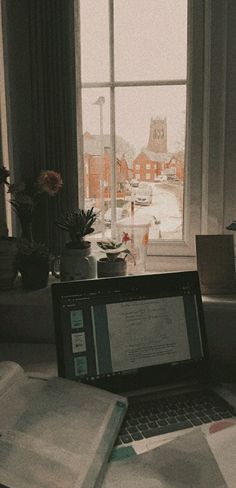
[[51, 271, 236, 454]]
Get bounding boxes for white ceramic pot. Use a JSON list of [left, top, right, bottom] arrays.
[[59, 245, 97, 281]]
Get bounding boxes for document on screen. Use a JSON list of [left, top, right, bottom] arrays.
[[106, 297, 190, 371]]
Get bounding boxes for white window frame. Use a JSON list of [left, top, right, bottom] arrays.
[[75, 1, 235, 263]]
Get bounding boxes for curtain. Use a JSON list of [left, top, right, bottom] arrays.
[[1, 0, 78, 255]]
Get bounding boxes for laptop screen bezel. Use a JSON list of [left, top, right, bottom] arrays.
[[51, 271, 210, 394]]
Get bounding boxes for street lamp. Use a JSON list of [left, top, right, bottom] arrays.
[[93, 96, 105, 238]]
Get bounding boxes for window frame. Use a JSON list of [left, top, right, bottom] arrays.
[[75, 0, 234, 262]]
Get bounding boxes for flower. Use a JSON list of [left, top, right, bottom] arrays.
[[37, 170, 63, 196], [3, 168, 63, 242], [122, 232, 131, 243]]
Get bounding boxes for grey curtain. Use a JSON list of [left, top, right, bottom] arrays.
[[1, 0, 78, 255]]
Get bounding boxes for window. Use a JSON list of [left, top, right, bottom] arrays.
[[76, 0, 189, 249], [1, 1, 234, 267]]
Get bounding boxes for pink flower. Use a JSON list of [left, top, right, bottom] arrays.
[[37, 171, 63, 196], [122, 232, 131, 243]]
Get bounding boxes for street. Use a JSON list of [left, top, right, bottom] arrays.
[[130, 181, 183, 240]]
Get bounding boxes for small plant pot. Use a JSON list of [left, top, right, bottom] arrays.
[[18, 257, 49, 290], [97, 257, 127, 278]]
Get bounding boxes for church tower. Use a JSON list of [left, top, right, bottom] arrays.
[[147, 117, 167, 153]]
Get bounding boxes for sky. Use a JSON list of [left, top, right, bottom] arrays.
[[80, 0, 187, 155]]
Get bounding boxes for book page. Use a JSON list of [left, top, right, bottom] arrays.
[[0, 374, 127, 488], [0, 430, 79, 488], [0, 361, 25, 398]]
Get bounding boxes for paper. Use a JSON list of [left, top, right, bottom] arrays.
[[103, 429, 227, 488], [207, 424, 236, 488], [106, 297, 190, 371]]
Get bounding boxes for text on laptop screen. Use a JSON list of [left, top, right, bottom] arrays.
[[59, 287, 204, 382]]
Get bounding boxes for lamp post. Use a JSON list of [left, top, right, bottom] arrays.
[[93, 96, 105, 238]]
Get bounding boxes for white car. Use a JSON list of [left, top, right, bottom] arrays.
[[130, 179, 139, 187], [135, 194, 152, 206], [155, 175, 168, 182]]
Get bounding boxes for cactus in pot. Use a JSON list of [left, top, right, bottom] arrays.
[[55, 208, 98, 281]]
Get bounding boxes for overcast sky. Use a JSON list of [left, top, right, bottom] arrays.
[[80, 0, 187, 155]]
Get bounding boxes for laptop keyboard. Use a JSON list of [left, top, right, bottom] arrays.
[[116, 390, 235, 446]]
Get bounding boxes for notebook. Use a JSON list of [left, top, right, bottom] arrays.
[[51, 271, 236, 455]]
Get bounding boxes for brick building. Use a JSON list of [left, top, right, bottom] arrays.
[[133, 117, 184, 182], [83, 133, 130, 200]]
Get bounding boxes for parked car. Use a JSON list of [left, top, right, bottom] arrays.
[[104, 207, 129, 225], [154, 175, 168, 182], [134, 184, 152, 206], [135, 194, 152, 206], [130, 179, 139, 187]]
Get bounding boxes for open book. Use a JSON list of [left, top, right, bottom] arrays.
[[0, 361, 127, 488]]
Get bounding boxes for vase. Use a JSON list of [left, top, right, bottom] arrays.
[[18, 257, 49, 290], [0, 237, 18, 290], [97, 258, 127, 278], [58, 245, 97, 281]]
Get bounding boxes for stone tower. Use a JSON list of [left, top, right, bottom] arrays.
[[147, 117, 167, 153]]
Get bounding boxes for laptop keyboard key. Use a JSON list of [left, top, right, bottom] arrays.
[[191, 418, 202, 426], [120, 434, 132, 443], [210, 413, 221, 421], [148, 421, 158, 428], [221, 411, 233, 418], [128, 426, 139, 434], [167, 417, 177, 424], [138, 423, 148, 431], [177, 415, 187, 422], [158, 419, 168, 426], [131, 432, 144, 441], [142, 420, 192, 438]]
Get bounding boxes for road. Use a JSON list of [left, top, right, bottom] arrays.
[[131, 181, 183, 240]]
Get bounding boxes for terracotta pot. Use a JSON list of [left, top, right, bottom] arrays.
[[0, 237, 18, 290], [97, 257, 127, 278]]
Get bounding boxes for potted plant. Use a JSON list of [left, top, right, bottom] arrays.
[[16, 239, 50, 290], [55, 208, 98, 281], [96, 239, 136, 278], [0, 167, 62, 290]]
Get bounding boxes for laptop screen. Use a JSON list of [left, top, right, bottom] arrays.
[[52, 272, 209, 393]]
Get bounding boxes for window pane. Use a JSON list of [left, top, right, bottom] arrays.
[[82, 88, 110, 219], [114, 0, 187, 81], [80, 0, 110, 83], [115, 86, 186, 240]]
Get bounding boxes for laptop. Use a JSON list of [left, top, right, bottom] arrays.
[[51, 271, 236, 454]]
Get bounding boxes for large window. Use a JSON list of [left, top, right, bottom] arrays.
[[76, 0, 189, 249], [1, 1, 234, 267]]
